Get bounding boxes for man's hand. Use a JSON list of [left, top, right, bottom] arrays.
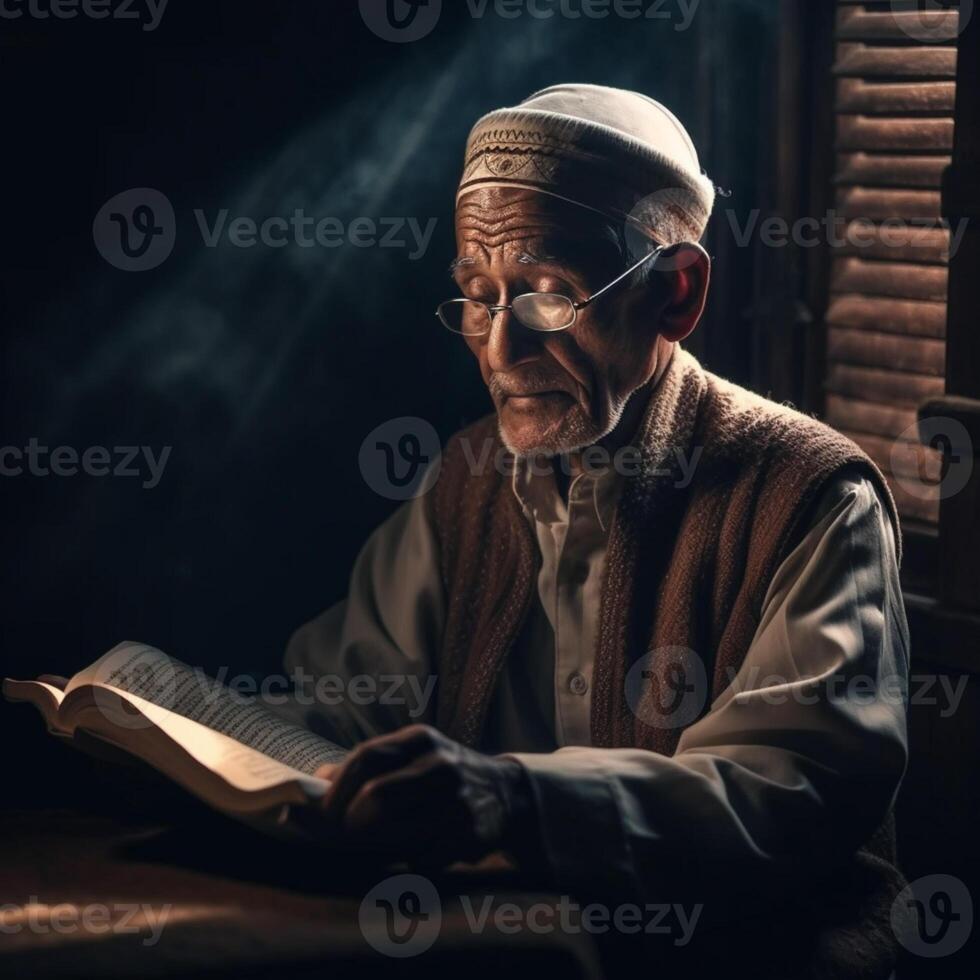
[[311, 724, 532, 867]]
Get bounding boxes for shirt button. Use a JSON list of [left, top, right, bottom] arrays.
[[568, 672, 589, 696]]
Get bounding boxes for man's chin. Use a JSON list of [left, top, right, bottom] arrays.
[[497, 398, 598, 458]]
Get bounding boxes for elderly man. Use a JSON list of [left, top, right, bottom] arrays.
[[290, 85, 910, 975]]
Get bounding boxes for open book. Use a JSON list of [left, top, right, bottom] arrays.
[[3, 642, 348, 829]]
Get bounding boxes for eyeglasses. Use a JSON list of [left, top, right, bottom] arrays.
[[436, 245, 665, 337]]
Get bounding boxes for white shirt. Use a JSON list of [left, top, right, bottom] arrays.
[[283, 461, 909, 903]]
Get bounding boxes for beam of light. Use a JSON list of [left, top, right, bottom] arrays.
[[31, 11, 698, 483]]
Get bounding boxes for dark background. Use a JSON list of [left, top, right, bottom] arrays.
[[0, 0, 799, 689]]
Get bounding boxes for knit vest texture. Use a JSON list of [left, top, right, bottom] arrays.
[[428, 348, 909, 979]]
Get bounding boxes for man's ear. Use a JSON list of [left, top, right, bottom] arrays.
[[652, 242, 711, 343]]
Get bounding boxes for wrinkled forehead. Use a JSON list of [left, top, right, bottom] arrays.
[[454, 186, 623, 272]]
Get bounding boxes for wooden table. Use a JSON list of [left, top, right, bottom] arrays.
[[0, 802, 604, 979]]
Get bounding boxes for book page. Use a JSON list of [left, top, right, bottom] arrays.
[[2, 679, 67, 732], [33, 680, 65, 705], [91, 686, 331, 796], [6, 679, 65, 706], [68, 643, 348, 774]]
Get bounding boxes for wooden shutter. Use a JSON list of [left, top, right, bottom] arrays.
[[826, 1, 960, 526]]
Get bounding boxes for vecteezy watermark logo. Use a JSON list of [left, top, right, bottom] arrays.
[[464, 0, 699, 30], [625, 646, 707, 729], [359, 0, 699, 38], [455, 435, 702, 488], [93, 188, 176, 272], [94, 192, 438, 270], [0, 440, 171, 489], [891, 417, 973, 503], [359, 0, 442, 42], [194, 211, 437, 260], [0, 0, 170, 31], [359, 417, 442, 501], [359, 874, 442, 957], [892, 874, 973, 958], [725, 209, 970, 261], [460, 895, 702, 943], [726, 668, 967, 719], [890, 0, 972, 43], [214, 666, 438, 719], [0, 898, 173, 947]]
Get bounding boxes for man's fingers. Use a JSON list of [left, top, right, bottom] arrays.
[[323, 725, 441, 817], [324, 742, 406, 815], [348, 755, 456, 823], [299, 727, 512, 870], [343, 756, 459, 842]]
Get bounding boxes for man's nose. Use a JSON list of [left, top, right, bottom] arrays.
[[485, 308, 542, 374]]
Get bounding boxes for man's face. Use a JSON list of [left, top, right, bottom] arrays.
[[453, 187, 670, 457]]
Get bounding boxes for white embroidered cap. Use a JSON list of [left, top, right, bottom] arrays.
[[457, 83, 716, 245]]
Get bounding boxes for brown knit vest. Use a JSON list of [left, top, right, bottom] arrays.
[[429, 348, 901, 752], [427, 348, 909, 977]]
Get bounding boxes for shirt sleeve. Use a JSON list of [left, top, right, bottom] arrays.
[[508, 472, 910, 908], [277, 485, 446, 747]]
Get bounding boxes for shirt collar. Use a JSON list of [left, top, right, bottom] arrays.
[[511, 454, 622, 533]]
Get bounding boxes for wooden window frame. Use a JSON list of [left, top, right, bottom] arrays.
[[764, 2, 980, 622]]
